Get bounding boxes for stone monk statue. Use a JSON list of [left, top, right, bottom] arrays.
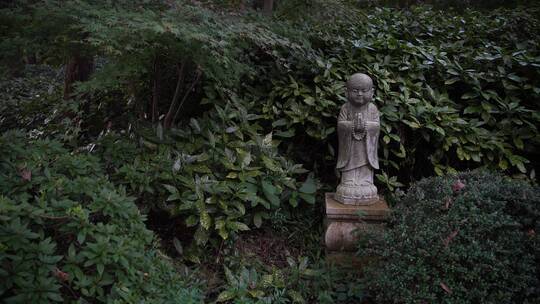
[[335, 73, 380, 205]]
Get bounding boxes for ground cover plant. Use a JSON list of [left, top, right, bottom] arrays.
[[1, 0, 539, 303]]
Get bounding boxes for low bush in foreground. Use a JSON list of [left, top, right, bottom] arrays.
[[0, 131, 202, 303], [360, 170, 539, 303]]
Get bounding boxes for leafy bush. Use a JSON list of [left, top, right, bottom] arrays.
[[0, 131, 202, 303], [204, 204, 365, 304], [0, 65, 62, 130], [368, 0, 528, 9], [94, 96, 316, 255], [359, 170, 540, 303], [257, 4, 540, 182], [3, 1, 538, 187], [215, 258, 364, 304]]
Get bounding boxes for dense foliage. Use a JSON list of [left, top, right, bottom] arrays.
[[370, 0, 529, 9], [94, 99, 316, 259], [261, 4, 540, 183], [0, 131, 202, 303], [214, 257, 364, 303], [3, 1, 539, 188], [1, 0, 539, 303], [359, 170, 540, 303]]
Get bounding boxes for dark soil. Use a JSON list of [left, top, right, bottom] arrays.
[[233, 228, 307, 268], [145, 209, 195, 258]]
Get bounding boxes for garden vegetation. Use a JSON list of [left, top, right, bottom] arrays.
[[0, 0, 539, 303]]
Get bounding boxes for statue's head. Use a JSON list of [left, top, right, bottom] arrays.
[[346, 73, 374, 106]]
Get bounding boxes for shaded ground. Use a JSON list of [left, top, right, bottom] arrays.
[[146, 209, 195, 258]]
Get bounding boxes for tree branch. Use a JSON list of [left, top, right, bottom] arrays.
[[164, 62, 186, 129], [151, 56, 160, 123], [172, 68, 202, 125]]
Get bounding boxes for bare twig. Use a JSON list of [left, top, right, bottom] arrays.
[[164, 62, 186, 129], [151, 56, 160, 123], [172, 68, 202, 124], [39, 214, 70, 220]]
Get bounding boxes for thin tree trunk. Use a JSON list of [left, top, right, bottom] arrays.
[[164, 62, 186, 129], [151, 57, 160, 123], [172, 69, 202, 124], [263, 0, 273, 15], [63, 54, 93, 100]]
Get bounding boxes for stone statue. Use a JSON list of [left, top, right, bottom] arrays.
[[335, 73, 380, 205]]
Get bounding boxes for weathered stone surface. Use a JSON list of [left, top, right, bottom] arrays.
[[325, 193, 389, 252], [326, 193, 390, 221], [335, 73, 380, 205], [326, 72, 391, 261]]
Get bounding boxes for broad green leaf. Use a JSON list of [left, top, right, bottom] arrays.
[[272, 118, 287, 127], [461, 92, 477, 99], [173, 237, 183, 255], [261, 155, 280, 172], [444, 77, 460, 85], [513, 137, 524, 150], [185, 215, 198, 227], [226, 172, 238, 179], [189, 118, 201, 133], [261, 180, 280, 206], [231, 221, 250, 231], [289, 192, 299, 207], [507, 74, 523, 83], [253, 212, 263, 228], [249, 290, 265, 298], [200, 211, 211, 230], [163, 184, 177, 194], [299, 192, 315, 204], [403, 120, 420, 129], [217, 291, 235, 302], [298, 175, 316, 194], [224, 266, 237, 285]]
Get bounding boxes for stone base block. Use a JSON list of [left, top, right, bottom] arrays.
[[335, 183, 378, 205], [325, 193, 389, 253]]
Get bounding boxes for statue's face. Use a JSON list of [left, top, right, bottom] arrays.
[[347, 79, 374, 106]]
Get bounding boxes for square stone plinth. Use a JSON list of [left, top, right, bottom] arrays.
[[325, 193, 390, 221], [325, 193, 390, 252]]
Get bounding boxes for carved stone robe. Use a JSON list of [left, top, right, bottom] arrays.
[[336, 102, 380, 183]]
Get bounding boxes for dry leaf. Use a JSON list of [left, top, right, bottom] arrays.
[[443, 197, 452, 210], [452, 179, 465, 192], [53, 268, 69, 282], [20, 168, 31, 181], [443, 230, 459, 247], [440, 282, 452, 294]]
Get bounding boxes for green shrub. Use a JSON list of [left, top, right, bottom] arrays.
[[359, 170, 540, 303], [215, 257, 364, 303], [368, 0, 528, 9], [258, 5, 540, 182], [0, 65, 61, 130], [94, 97, 317, 255], [4, 1, 539, 188], [0, 131, 202, 303]]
